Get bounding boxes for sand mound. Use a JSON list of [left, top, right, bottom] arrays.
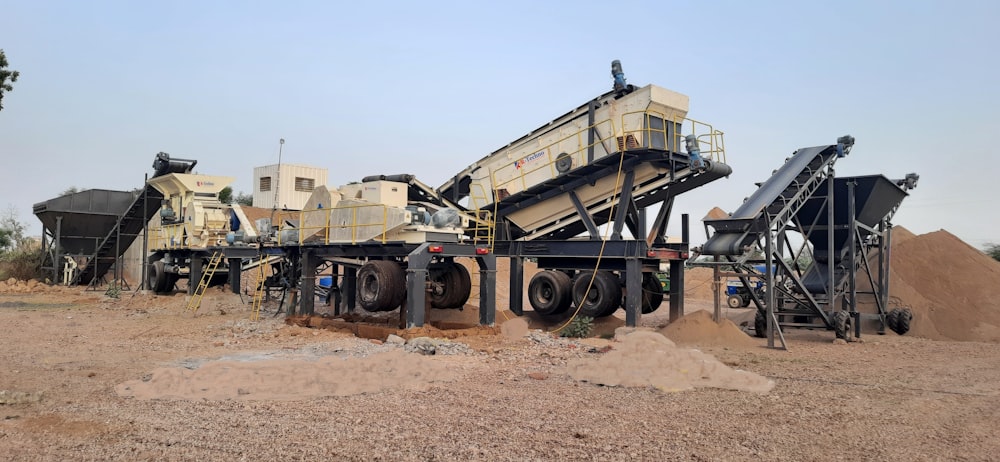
[[567, 331, 773, 393], [704, 206, 730, 220], [890, 225, 917, 246], [659, 310, 758, 348], [116, 350, 458, 401], [684, 267, 717, 301], [879, 229, 1000, 342]]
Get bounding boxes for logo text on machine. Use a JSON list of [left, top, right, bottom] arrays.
[[515, 150, 545, 170]]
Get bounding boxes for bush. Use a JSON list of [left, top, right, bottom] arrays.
[[559, 316, 594, 338], [0, 245, 42, 281], [984, 243, 1000, 262]]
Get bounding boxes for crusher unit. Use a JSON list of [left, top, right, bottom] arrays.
[[436, 60, 732, 326]]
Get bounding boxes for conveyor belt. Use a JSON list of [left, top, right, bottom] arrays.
[[701, 144, 844, 256]]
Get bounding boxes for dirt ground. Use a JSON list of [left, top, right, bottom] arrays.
[[1, 282, 998, 461]]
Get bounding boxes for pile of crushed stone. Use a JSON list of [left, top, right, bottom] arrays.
[[566, 331, 773, 393], [869, 228, 1000, 342], [659, 310, 757, 348], [116, 349, 459, 401]]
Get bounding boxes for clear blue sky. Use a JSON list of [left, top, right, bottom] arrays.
[[1, 0, 998, 247]]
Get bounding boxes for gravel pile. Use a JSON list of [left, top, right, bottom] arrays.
[[2, 293, 999, 461]]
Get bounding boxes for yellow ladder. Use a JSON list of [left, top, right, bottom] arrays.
[[187, 251, 223, 313], [466, 186, 496, 249], [250, 256, 268, 321]]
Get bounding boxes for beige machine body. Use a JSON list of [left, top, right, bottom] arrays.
[[442, 84, 722, 239], [285, 180, 466, 245], [147, 173, 236, 250]]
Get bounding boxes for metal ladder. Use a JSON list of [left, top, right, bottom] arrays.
[[250, 256, 268, 321], [186, 252, 223, 313]]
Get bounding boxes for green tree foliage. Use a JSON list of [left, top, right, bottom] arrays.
[[0, 206, 26, 251], [0, 49, 19, 111], [984, 243, 1000, 262], [0, 206, 40, 280], [235, 192, 253, 206], [60, 186, 81, 196], [0, 228, 11, 252], [218, 186, 233, 204]]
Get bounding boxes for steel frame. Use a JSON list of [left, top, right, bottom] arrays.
[[490, 146, 729, 328], [215, 242, 497, 328]]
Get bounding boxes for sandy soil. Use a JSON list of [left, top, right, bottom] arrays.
[[1, 282, 998, 461]]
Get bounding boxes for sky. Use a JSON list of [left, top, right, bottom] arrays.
[[1, 0, 998, 248]]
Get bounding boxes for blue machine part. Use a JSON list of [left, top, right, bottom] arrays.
[[611, 60, 627, 91], [684, 134, 705, 170], [229, 209, 240, 232]]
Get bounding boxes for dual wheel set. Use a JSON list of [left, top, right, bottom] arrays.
[[355, 260, 472, 312], [527, 270, 664, 318]]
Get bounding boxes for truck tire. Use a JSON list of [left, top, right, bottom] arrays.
[[358, 260, 405, 312], [727, 294, 743, 309], [885, 308, 900, 333], [149, 260, 168, 294], [572, 271, 621, 318], [429, 262, 471, 309], [833, 311, 851, 340], [887, 307, 913, 335], [528, 271, 572, 316], [754, 310, 767, 338], [641, 272, 664, 314]]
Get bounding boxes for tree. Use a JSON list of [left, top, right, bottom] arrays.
[[984, 243, 1000, 262], [234, 192, 253, 206], [60, 186, 80, 196], [0, 206, 26, 250], [0, 49, 19, 112], [218, 186, 233, 204], [0, 228, 11, 252]]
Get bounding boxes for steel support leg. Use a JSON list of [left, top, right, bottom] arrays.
[[477, 255, 497, 326], [668, 258, 684, 322], [624, 258, 642, 327], [509, 257, 524, 316], [189, 255, 202, 296], [406, 268, 428, 328], [228, 258, 241, 295], [300, 251, 317, 316], [344, 267, 357, 313]]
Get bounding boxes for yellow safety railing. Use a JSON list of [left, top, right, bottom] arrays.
[[489, 111, 728, 203], [467, 182, 496, 248], [618, 110, 670, 152], [672, 115, 726, 164], [276, 203, 395, 245], [147, 223, 187, 250], [490, 118, 619, 200]]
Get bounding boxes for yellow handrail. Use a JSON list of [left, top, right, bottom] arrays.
[[148, 223, 186, 250], [276, 203, 398, 246], [487, 111, 727, 203], [672, 115, 726, 164], [467, 182, 496, 249], [490, 118, 619, 200]]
